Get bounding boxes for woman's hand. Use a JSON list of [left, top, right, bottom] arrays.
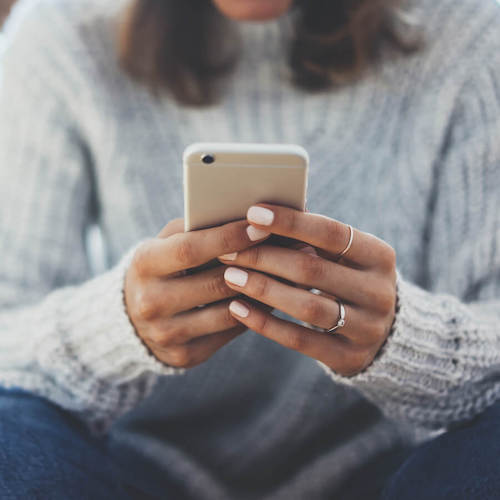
[[218, 204, 398, 377], [125, 218, 272, 369]]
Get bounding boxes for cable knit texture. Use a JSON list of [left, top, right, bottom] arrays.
[[0, 0, 499, 497]]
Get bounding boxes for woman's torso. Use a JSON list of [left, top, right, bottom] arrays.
[[62, 0, 481, 497]]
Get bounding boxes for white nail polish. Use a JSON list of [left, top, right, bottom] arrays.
[[247, 226, 270, 241], [247, 206, 274, 226], [219, 252, 238, 261], [224, 267, 248, 287], [230, 300, 249, 318]]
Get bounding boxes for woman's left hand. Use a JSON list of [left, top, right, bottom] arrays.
[[218, 203, 398, 377]]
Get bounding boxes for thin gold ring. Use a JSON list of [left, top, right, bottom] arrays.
[[337, 224, 353, 259]]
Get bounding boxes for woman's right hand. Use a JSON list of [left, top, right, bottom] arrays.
[[124, 218, 271, 369]]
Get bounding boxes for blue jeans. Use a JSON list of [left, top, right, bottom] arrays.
[[0, 388, 499, 499]]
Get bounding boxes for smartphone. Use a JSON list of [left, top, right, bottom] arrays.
[[183, 142, 309, 232]]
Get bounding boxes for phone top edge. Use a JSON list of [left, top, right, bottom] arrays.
[[183, 143, 309, 164]]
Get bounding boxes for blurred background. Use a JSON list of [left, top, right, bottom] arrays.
[[0, 0, 107, 275]]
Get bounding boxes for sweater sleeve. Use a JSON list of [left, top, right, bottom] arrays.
[[0, 1, 183, 434], [318, 45, 500, 430]]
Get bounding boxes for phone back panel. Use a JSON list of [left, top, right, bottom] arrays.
[[183, 143, 309, 231]]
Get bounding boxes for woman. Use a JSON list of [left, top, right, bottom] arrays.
[[0, 0, 499, 498]]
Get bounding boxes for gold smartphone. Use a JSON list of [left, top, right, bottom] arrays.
[[183, 142, 309, 232]]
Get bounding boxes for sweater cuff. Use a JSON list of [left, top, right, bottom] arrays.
[[36, 242, 185, 414], [316, 269, 465, 410], [79, 241, 186, 380]]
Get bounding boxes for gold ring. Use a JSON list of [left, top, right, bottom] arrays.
[[336, 224, 353, 260]]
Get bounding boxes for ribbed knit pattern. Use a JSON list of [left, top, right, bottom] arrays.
[[0, 0, 499, 497]]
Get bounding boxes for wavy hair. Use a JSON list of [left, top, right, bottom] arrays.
[[118, 0, 421, 106]]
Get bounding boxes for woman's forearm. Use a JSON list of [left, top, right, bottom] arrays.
[[0, 243, 182, 434], [318, 270, 500, 430]]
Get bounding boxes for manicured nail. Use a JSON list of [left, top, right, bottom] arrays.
[[229, 300, 249, 318], [246, 225, 270, 241], [219, 252, 238, 261], [299, 246, 318, 257], [247, 206, 274, 226], [224, 267, 248, 287]]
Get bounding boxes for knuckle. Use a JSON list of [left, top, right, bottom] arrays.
[[219, 228, 238, 255], [251, 274, 270, 299], [254, 311, 272, 334], [286, 330, 306, 352], [165, 346, 191, 368], [135, 288, 157, 321], [324, 220, 346, 250], [375, 285, 396, 313], [245, 245, 263, 268], [163, 323, 189, 345], [205, 272, 231, 297], [173, 237, 195, 267], [300, 298, 325, 325], [148, 325, 169, 346], [379, 244, 397, 271], [298, 255, 325, 283], [362, 280, 395, 313]]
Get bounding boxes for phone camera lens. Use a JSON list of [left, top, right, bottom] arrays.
[[201, 154, 215, 165]]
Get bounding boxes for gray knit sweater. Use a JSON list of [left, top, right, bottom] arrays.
[[1, 0, 500, 498]]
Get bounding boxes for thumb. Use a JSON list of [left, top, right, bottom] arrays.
[[157, 217, 185, 238]]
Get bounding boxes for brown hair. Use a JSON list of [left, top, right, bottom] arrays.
[[0, 0, 16, 26], [118, 0, 420, 106]]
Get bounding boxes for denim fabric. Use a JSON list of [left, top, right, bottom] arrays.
[[381, 401, 500, 500], [0, 388, 134, 500], [0, 387, 499, 500]]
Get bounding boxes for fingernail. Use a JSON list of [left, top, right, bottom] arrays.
[[219, 252, 238, 261], [229, 300, 249, 318], [224, 267, 248, 287], [299, 246, 318, 257], [247, 226, 270, 241], [247, 206, 274, 226]]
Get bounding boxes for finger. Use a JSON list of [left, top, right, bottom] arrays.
[[152, 326, 246, 369], [289, 244, 319, 290], [155, 219, 189, 277], [152, 300, 243, 346], [246, 204, 391, 269], [227, 299, 374, 375], [224, 266, 341, 331], [139, 266, 241, 317], [135, 219, 271, 277], [157, 218, 185, 238], [223, 267, 378, 346], [219, 246, 393, 310]]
